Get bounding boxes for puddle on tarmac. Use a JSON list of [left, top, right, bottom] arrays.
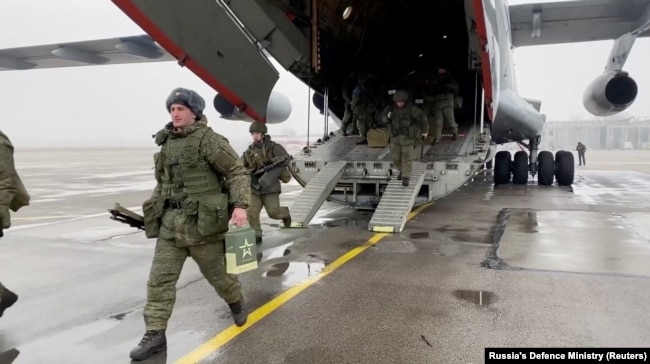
[[453, 289, 497, 306], [324, 218, 360, 227], [435, 225, 471, 233], [264, 261, 326, 287], [108, 310, 132, 321], [259, 242, 294, 264], [409, 232, 430, 239]]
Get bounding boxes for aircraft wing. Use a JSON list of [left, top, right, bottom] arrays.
[[509, 0, 650, 47], [0, 35, 175, 71]]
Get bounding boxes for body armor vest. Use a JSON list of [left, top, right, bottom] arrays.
[[390, 106, 418, 139], [159, 127, 223, 201]]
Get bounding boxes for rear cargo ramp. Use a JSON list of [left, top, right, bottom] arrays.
[[368, 162, 428, 233], [288, 161, 348, 228]]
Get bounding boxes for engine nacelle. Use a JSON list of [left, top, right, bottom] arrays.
[[583, 71, 638, 116], [213, 91, 292, 124]]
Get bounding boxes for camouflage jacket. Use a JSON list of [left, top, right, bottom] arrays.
[[426, 74, 460, 98], [0, 130, 31, 214], [242, 135, 289, 195], [151, 116, 250, 209], [383, 104, 428, 140]]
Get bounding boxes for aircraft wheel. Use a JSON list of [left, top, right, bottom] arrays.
[[538, 151, 554, 186], [493, 150, 512, 185], [512, 151, 529, 184], [555, 150, 575, 186]]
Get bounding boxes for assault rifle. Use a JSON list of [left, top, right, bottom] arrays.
[[252, 155, 291, 177], [251, 155, 291, 190], [108, 203, 145, 230]]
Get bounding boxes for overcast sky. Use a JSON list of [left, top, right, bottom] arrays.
[[1, 0, 649, 150]]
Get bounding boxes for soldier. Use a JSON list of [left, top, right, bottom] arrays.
[[0, 130, 30, 319], [130, 88, 251, 361], [351, 77, 378, 144], [425, 67, 460, 143], [576, 142, 586, 166], [384, 90, 428, 186], [242, 122, 292, 245], [340, 73, 358, 136]]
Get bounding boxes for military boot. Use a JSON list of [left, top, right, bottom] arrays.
[[402, 178, 410, 187], [0, 288, 18, 317], [452, 130, 458, 140], [282, 214, 292, 228], [256, 236, 263, 245], [129, 330, 166, 361], [356, 138, 368, 145], [397, 172, 403, 180], [228, 298, 248, 327]]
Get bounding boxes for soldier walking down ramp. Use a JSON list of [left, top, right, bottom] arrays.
[[242, 122, 292, 245], [0, 130, 30, 319], [130, 88, 251, 361], [425, 67, 460, 143], [384, 90, 428, 186]]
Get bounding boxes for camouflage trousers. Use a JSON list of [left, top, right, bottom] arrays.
[[355, 113, 373, 139], [143, 233, 241, 330], [248, 192, 290, 238], [426, 97, 457, 141], [341, 103, 358, 135], [390, 136, 416, 178]]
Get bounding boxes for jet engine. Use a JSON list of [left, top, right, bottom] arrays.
[[583, 71, 638, 116], [213, 91, 292, 124]]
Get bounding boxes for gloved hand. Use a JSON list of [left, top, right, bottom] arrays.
[[0, 205, 9, 230]]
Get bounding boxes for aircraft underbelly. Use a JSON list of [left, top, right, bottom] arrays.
[[491, 89, 544, 144], [113, 0, 279, 121]]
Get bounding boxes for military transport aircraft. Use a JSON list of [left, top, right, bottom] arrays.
[[1, 0, 649, 233]]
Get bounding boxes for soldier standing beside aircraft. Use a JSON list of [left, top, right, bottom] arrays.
[[0, 130, 30, 319], [576, 142, 587, 165], [130, 88, 251, 361], [242, 121, 292, 245], [384, 90, 428, 186], [425, 67, 460, 143]]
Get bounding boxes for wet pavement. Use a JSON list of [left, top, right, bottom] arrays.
[[1, 149, 650, 363], [198, 167, 650, 364]]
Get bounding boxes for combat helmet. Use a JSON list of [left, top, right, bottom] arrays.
[[249, 121, 268, 134], [393, 90, 409, 102]]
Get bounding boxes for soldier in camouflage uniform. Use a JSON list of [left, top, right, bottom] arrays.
[[424, 67, 460, 143], [130, 88, 251, 361], [0, 130, 30, 319], [351, 78, 378, 144], [384, 90, 428, 186], [242, 122, 292, 244], [340, 73, 358, 136]]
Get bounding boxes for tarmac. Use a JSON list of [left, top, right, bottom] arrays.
[[1, 148, 650, 363]]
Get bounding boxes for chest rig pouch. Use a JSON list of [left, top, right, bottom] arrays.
[[159, 127, 230, 237], [390, 107, 415, 138]]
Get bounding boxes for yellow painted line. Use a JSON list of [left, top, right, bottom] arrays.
[[175, 202, 434, 364]]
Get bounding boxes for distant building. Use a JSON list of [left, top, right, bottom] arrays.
[[541, 116, 650, 150]]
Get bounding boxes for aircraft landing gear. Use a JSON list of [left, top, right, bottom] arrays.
[[493, 135, 575, 187]]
